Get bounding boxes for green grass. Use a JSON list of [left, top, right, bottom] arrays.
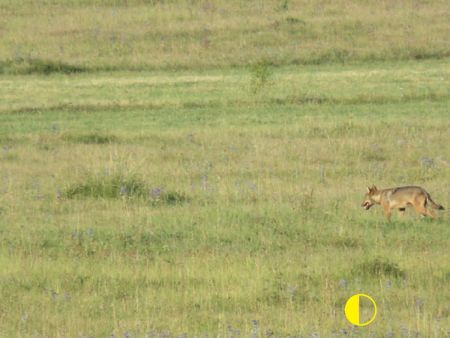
[[0, 1, 450, 336], [1, 0, 449, 71], [0, 58, 449, 337]]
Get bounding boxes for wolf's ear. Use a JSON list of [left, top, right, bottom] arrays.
[[367, 186, 371, 193], [372, 184, 377, 191]]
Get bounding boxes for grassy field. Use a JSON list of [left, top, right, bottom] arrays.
[[1, 1, 450, 337], [1, 0, 449, 72]]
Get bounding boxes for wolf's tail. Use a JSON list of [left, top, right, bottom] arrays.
[[426, 194, 445, 210]]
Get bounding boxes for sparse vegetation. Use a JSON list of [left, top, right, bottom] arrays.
[[0, 0, 449, 337], [1, 0, 449, 71]]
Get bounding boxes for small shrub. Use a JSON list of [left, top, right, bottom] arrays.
[[285, 17, 305, 25], [353, 257, 405, 279], [62, 133, 118, 144], [362, 152, 388, 162], [63, 173, 148, 199], [250, 59, 273, 93], [149, 189, 190, 205], [63, 173, 190, 205], [280, 0, 289, 11]]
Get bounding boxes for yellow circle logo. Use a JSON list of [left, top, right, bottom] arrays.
[[344, 294, 377, 326]]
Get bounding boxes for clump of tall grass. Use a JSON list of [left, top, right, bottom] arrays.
[[148, 187, 190, 205], [63, 172, 148, 199], [352, 257, 405, 279], [250, 59, 273, 93], [62, 132, 119, 144], [280, 0, 290, 11], [63, 172, 190, 205]]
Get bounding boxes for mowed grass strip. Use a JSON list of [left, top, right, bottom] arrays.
[[0, 58, 448, 118]]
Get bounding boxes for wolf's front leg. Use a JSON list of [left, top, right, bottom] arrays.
[[383, 204, 392, 221]]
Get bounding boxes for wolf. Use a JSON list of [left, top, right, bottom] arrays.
[[361, 185, 444, 220]]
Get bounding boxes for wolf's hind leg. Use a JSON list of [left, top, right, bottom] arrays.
[[426, 208, 436, 218], [414, 197, 436, 218]]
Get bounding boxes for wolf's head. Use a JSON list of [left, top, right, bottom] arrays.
[[361, 185, 379, 210]]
